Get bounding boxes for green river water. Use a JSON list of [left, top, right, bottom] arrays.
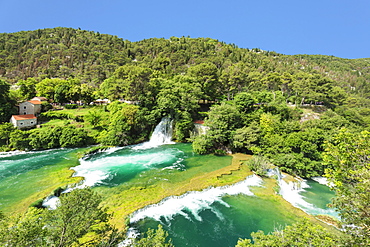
[[0, 129, 337, 247]]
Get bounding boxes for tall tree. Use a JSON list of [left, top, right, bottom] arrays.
[[0, 188, 125, 247], [193, 103, 241, 154], [0, 79, 17, 123], [35, 78, 67, 100], [187, 62, 219, 100], [323, 129, 370, 245], [220, 62, 249, 100], [16, 77, 38, 100], [236, 219, 339, 247]]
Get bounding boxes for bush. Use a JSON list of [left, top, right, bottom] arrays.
[[192, 135, 214, 154], [41, 101, 53, 112], [64, 104, 77, 109], [246, 155, 271, 177], [29, 199, 44, 209], [40, 111, 74, 120], [214, 149, 227, 156]]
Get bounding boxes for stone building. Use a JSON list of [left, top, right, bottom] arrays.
[[10, 114, 37, 129], [10, 97, 48, 129]]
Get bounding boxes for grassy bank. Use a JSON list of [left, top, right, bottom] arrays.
[[96, 153, 254, 229], [94, 151, 339, 237], [0, 149, 86, 215]]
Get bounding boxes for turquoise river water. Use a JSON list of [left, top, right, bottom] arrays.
[[0, 119, 337, 246]]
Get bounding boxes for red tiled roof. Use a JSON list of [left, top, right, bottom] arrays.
[[194, 120, 205, 124], [31, 97, 47, 101], [12, 114, 37, 120], [28, 100, 42, 105]]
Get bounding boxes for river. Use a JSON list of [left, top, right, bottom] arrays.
[[0, 117, 337, 246]]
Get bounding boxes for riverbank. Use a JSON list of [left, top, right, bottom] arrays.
[[95, 152, 253, 229], [94, 151, 338, 235], [1, 146, 340, 240], [0, 148, 86, 214]]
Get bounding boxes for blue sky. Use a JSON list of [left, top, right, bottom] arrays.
[[1, 0, 369, 59]]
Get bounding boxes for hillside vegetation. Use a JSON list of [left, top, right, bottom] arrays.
[[0, 27, 369, 245], [0, 28, 369, 99]]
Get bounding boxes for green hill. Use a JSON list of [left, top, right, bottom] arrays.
[[1, 27, 369, 100]]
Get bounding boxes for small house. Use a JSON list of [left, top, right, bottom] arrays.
[[10, 97, 48, 129], [10, 114, 37, 129], [19, 101, 42, 116]]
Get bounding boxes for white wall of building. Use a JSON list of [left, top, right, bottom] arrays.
[[10, 116, 37, 129], [19, 102, 41, 115]]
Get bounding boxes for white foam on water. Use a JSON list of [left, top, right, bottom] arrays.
[[278, 176, 338, 217], [133, 117, 174, 150], [279, 178, 312, 209], [129, 175, 263, 224], [118, 227, 140, 247], [67, 116, 178, 188], [42, 196, 60, 210], [72, 148, 184, 187], [103, 146, 126, 154], [0, 150, 27, 157], [73, 169, 111, 188], [311, 176, 333, 187]]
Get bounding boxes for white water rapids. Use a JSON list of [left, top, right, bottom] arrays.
[[268, 168, 338, 218], [129, 175, 263, 224], [133, 116, 175, 150], [43, 117, 176, 209]]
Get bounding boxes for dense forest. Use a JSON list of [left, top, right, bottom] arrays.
[[0, 27, 369, 246]]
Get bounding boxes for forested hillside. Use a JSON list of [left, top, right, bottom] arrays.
[[1, 27, 370, 246], [1, 27, 370, 103]]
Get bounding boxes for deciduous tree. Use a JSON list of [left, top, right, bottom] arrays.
[[323, 129, 370, 245]]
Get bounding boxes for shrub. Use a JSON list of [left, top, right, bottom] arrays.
[[214, 149, 227, 156], [40, 111, 74, 120], [64, 104, 78, 109], [246, 155, 271, 177], [29, 199, 44, 209]]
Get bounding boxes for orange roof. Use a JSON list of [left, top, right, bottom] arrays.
[[28, 100, 42, 105], [31, 97, 47, 101], [12, 114, 37, 120], [194, 120, 205, 124]]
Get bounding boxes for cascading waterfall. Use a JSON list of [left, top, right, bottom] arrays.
[[133, 116, 174, 150], [269, 167, 338, 218], [3, 137, 339, 247], [191, 123, 209, 139], [129, 175, 263, 224], [150, 117, 174, 145], [42, 117, 178, 209], [126, 173, 305, 247]]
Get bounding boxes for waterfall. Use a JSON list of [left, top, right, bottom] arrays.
[[270, 167, 338, 217], [129, 175, 263, 224], [149, 116, 174, 145], [267, 167, 283, 181], [269, 167, 313, 210], [42, 195, 60, 209], [191, 123, 209, 138], [133, 117, 174, 150]]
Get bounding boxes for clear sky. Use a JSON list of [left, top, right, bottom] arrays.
[[1, 0, 369, 59]]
